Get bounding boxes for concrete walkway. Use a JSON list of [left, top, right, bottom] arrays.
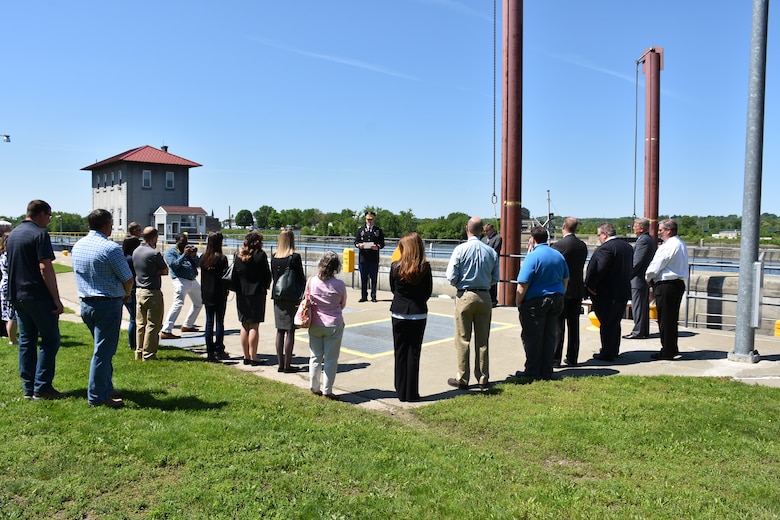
[[54, 253, 780, 413]]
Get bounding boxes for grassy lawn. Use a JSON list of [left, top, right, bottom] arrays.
[[1, 322, 779, 519]]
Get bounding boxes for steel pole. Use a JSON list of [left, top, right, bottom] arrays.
[[642, 48, 662, 241], [732, 0, 769, 363], [499, 0, 523, 306]]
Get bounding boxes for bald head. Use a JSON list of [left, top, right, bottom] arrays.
[[466, 217, 484, 238], [562, 217, 579, 234]]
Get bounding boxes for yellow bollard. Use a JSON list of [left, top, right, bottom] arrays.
[[343, 248, 355, 273], [588, 311, 600, 329], [391, 246, 401, 263], [649, 304, 658, 320], [775, 320, 780, 337], [62, 250, 69, 256]]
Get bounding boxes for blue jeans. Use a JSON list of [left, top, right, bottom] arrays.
[[124, 290, 136, 349], [204, 302, 226, 354], [80, 298, 123, 404], [15, 298, 61, 394]]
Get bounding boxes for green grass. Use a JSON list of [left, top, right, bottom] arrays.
[[1, 323, 779, 519], [52, 263, 72, 274]]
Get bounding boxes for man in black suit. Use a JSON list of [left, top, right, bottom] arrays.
[[625, 218, 657, 339], [354, 212, 385, 302], [584, 222, 633, 361], [551, 217, 588, 366]]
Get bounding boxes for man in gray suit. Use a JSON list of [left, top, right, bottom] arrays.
[[624, 218, 657, 339], [481, 222, 502, 307]]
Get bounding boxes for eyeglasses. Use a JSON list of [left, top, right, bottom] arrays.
[[366, 218, 374, 221]]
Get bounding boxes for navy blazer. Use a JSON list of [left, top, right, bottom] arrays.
[[552, 234, 588, 301], [584, 237, 633, 303], [389, 262, 433, 315]]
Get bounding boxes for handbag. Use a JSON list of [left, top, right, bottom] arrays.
[[293, 279, 311, 328], [221, 255, 237, 292], [272, 255, 304, 301]]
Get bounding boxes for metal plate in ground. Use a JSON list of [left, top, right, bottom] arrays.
[[296, 312, 516, 358]]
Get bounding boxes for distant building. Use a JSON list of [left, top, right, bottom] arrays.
[[153, 206, 208, 243], [712, 230, 740, 239], [81, 145, 202, 233]]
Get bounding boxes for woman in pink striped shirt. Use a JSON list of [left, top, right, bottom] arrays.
[[306, 251, 347, 400]]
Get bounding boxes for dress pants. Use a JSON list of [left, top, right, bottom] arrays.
[[592, 296, 626, 358], [392, 317, 427, 402], [15, 298, 61, 394], [358, 261, 379, 300], [521, 295, 564, 380], [453, 290, 492, 385], [309, 324, 344, 395], [654, 280, 685, 357], [136, 288, 164, 359], [80, 298, 122, 405], [162, 277, 202, 333], [629, 281, 651, 337], [554, 297, 581, 364]]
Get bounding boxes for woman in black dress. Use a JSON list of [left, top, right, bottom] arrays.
[[389, 232, 432, 402], [200, 232, 229, 362], [271, 229, 305, 373], [233, 231, 271, 366]]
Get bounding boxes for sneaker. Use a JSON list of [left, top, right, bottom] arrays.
[[33, 389, 70, 400]]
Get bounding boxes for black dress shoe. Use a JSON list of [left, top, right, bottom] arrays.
[[564, 359, 578, 367], [650, 352, 676, 360], [33, 389, 70, 400], [358, 298, 367, 303], [592, 353, 615, 361], [447, 378, 469, 389], [553, 360, 563, 368]]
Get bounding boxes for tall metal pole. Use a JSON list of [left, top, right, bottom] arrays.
[[641, 47, 663, 241], [499, 0, 523, 306], [732, 0, 769, 363]]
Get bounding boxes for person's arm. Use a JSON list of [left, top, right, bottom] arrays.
[[39, 259, 63, 315], [515, 282, 529, 308], [376, 229, 385, 250], [122, 277, 133, 301], [562, 277, 569, 294]]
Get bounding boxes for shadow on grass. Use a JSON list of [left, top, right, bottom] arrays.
[[345, 384, 502, 405], [67, 387, 229, 411]]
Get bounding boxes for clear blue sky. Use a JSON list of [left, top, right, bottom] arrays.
[[1, 1, 776, 222]]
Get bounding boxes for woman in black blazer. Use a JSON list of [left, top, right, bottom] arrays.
[[389, 232, 433, 402]]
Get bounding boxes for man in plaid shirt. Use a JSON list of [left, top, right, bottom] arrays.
[[72, 209, 133, 409]]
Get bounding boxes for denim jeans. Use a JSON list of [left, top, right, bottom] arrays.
[[81, 298, 123, 404], [124, 290, 136, 349], [204, 302, 226, 354], [15, 298, 61, 394]]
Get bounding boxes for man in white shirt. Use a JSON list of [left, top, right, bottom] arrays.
[[645, 219, 689, 360]]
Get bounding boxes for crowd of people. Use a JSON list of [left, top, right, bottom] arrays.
[[0, 203, 690, 407]]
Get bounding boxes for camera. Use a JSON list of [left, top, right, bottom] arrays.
[[185, 245, 198, 254]]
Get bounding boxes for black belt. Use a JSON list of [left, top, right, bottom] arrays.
[[82, 296, 121, 301], [655, 279, 684, 285]]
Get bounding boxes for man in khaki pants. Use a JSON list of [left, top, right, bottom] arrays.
[[132, 227, 168, 360], [445, 217, 499, 390]]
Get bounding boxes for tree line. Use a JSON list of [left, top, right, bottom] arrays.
[[2, 207, 776, 243]]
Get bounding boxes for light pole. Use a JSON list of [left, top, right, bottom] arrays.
[[56, 215, 62, 234]]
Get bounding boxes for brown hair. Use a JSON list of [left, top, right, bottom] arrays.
[[200, 232, 224, 269], [395, 232, 429, 285], [238, 231, 263, 262]]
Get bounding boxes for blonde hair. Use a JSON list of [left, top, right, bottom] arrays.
[[275, 229, 295, 258]]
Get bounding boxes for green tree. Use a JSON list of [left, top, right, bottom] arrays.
[[47, 212, 87, 233], [234, 209, 254, 228], [253, 205, 276, 229]]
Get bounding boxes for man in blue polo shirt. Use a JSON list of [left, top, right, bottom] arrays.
[[515, 226, 569, 380], [72, 209, 133, 408], [6, 199, 67, 400]]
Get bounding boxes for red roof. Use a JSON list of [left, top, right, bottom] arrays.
[[157, 206, 207, 215], [81, 145, 202, 170]]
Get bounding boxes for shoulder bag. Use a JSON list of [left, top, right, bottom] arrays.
[[293, 278, 312, 328], [273, 255, 304, 301], [221, 254, 237, 292]]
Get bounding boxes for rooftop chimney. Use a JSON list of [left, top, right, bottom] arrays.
[[161, 145, 168, 152]]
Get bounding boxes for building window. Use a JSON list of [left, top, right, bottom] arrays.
[[143, 170, 152, 189], [111, 172, 115, 186], [96, 175, 100, 188], [118, 208, 122, 227], [166, 171, 174, 190], [118, 170, 122, 184]]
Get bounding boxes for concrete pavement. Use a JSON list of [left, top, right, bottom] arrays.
[[53, 252, 780, 413]]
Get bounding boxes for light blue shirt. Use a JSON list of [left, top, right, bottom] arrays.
[[517, 243, 569, 300], [446, 236, 499, 291], [72, 230, 133, 298]]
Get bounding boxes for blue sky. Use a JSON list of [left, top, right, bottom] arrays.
[[1, 1, 776, 222]]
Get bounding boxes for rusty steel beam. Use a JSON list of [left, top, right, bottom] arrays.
[[642, 47, 663, 240], [499, 0, 523, 306]]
